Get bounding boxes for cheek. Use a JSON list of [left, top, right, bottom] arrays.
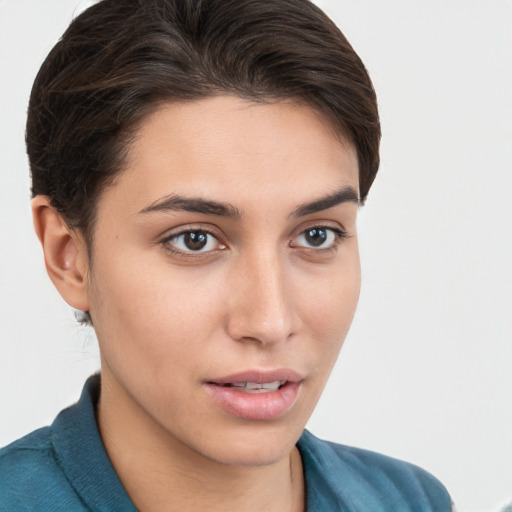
[[302, 255, 360, 337], [297, 252, 361, 374], [87, 251, 225, 372]]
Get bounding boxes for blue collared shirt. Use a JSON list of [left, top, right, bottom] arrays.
[[0, 375, 452, 511]]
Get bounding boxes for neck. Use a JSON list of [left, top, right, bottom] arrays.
[[97, 370, 305, 512]]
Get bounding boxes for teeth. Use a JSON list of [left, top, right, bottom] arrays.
[[224, 381, 284, 393]]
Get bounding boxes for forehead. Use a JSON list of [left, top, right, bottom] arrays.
[[102, 96, 359, 215]]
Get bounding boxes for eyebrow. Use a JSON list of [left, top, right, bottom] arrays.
[[138, 194, 242, 218], [291, 186, 360, 217], [138, 185, 359, 219]]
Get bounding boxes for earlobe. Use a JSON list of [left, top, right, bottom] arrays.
[[32, 196, 90, 312]]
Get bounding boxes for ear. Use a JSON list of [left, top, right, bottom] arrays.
[[32, 196, 90, 312]]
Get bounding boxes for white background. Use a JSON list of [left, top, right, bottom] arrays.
[[0, 1, 510, 511]]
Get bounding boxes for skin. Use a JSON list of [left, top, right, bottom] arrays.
[[33, 96, 361, 512]]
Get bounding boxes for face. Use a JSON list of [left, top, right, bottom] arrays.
[[86, 96, 360, 467]]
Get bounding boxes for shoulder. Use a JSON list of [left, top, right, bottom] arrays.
[[0, 427, 57, 486], [0, 427, 88, 511], [298, 430, 453, 512]]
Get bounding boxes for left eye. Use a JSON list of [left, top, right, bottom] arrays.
[[292, 227, 341, 248], [165, 230, 222, 253]]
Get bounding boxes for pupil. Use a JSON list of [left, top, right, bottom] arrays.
[[184, 231, 208, 250], [305, 228, 327, 246]]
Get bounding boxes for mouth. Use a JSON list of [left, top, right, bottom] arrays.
[[217, 380, 286, 394], [205, 370, 303, 420]]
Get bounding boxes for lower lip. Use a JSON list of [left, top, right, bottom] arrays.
[[205, 382, 301, 421]]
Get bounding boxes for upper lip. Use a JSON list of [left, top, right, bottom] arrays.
[[207, 369, 304, 385]]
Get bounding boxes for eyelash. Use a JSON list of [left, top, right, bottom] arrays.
[[160, 227, 225, 257], [289, 226, 348, 251], [160, 225, 348, 258]]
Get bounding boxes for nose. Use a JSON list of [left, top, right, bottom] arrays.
[[225, 248, 298, 346]]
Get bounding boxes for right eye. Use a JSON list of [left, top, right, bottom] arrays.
[[162, 229, 225, 254]]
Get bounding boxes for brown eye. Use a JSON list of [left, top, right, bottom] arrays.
[[292, 226, 345, 249], [183, 231, 208, 250], [165, 230, 224, 253], [304, 228, 328, 247]]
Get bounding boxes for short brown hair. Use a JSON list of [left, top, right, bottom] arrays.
[[27, 0, 380, 245]]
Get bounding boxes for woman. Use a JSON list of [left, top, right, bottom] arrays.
[[0, 0, 452, 510]]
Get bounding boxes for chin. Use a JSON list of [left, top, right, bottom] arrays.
[[204, 441, 294, 468], [193, 420, 304, 468]]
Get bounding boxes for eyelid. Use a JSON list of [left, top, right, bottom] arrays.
[[289, 222, 349, 250], [159, 224, 227, 256], [159, 223, 224, 240], [292, 220, 349, 238]]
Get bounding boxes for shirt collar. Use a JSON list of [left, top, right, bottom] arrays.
[[51, 374, 138, 512]]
